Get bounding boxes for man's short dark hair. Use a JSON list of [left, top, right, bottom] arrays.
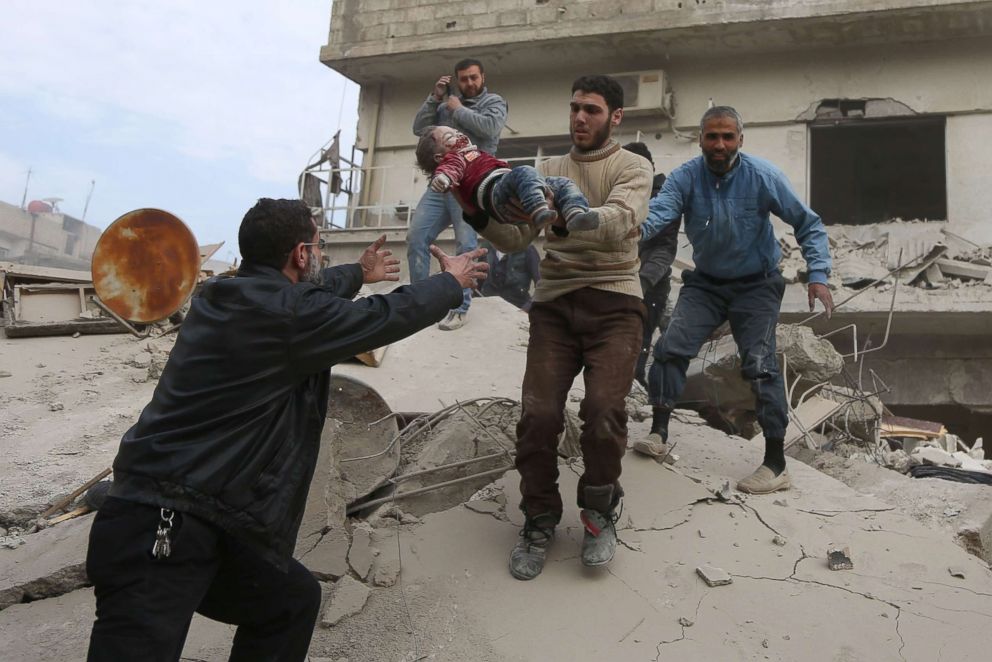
[[454, 58, 484, 75], [238, 198, 315, 270], [700, 105, 744, 133], [622, 141, 653, 165], [415, 126, 441, 175], [572, 75, 624, 113]]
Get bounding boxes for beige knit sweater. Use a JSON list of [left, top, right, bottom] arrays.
[[478, 139, 653, 302]]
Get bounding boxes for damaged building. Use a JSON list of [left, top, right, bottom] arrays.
[[313, 0, 992, 452]]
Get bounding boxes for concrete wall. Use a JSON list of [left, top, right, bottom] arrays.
[[324, 0, 983, 62], [0, 201, 101, 264], [352, 35, 992, 228]]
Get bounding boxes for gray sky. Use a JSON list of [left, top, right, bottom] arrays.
[[0, 0, 357, 265]]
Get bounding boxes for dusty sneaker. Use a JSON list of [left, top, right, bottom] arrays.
[[579, 508, 619, 567], [564, 208, 600, 232], [736, 465, 791, 494], [509, 514, 557, 581], [531, 207, 557, 227], [437, 311, 467, 331], [632, 433, 675, 464]]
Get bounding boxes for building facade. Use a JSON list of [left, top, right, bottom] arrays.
[[0, 201, 102, 270], [319, 0, 992, 447], [320, 0, 992, 242]]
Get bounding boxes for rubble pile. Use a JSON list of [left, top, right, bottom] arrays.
[[776, 220, 992, 290]]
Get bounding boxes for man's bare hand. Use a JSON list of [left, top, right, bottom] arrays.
[[432, 75, 451, 101], [502, 189, 555, 225], [445, 95, 463, 112], [359, 234, 401, 284], [429, 245, 489, 289], [808, 282, 834, 319]]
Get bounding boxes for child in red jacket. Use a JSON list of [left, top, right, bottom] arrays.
[[415, 126, 599, 232]]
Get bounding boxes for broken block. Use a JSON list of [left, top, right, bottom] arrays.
[[320, 576, 371, 628], [696, 564, 733, 587], [912, 446, 962, 468], [827, 545, 854, 571]]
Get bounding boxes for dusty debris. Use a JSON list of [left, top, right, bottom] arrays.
[[827, 545, 854, 571], [369, 528, 400, 588], [696, 564, 732, 586], [0, 515, 92, 611], [713, 481, 733, 502], [347, 525, 373, 580], [463, 500, 501, 515], [320, 576, 371, 628], [375, 399, 517, 517], [913, 446, 963, 468]]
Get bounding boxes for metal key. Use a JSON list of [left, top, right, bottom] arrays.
[[151, 508, 175, 559]]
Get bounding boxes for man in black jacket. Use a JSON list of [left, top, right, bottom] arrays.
[[622, 141, 677, 389], [86, 198, 488, 662]]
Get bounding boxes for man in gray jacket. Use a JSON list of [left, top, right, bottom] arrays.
[[411, 57, 508, 331]]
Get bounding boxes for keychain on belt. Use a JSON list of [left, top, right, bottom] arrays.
[[152, 508, 175, 559]]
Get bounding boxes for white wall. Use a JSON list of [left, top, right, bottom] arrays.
[[356, 36, 992, 226]]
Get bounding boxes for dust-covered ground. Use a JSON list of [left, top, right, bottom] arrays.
[[2, 296, 992, 662]]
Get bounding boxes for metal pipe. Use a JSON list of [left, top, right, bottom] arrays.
[[387, 450, 516, 485], [346, 466, 511, 515]]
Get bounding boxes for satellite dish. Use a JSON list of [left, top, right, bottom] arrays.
[[91, 208, 200, 324]]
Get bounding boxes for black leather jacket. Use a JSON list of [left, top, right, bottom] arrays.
[[109, 261, 463, 569]]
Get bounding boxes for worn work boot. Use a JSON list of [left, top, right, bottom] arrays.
[[579, 485, 620, 567], [737, 465, 792, 494], [509, 513, 558, 581], [437, 310, 467, 331], [632, 433, 676, 465]]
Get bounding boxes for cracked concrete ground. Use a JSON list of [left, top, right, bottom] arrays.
[[2, 298, 991, 660], [2, 423, 990, 661]]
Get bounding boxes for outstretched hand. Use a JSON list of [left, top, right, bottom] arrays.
[[808, 282, 834, 319], [429, 245, 489, 290], [359, 234, 401, 284]]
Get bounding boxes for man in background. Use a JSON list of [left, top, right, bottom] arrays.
[[410, 58, 508, 330]]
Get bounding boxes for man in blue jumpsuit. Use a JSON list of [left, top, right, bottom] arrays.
[[638, 106, 833, 494]]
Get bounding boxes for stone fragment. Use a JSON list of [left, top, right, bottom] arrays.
[[883, 449, 913, 473], [300, 527, 350, 581], [0, 371, 11, 378], [773, 499, 788, 507], [713, 481, 732, 502], [948, 567, 966, 579], [320, 576, 371, 628], [827, 545, 854, 571], [912, 446, 962, 468], [772, 535, 787, 547], [678, 616, 694, 627], [347, 525, 373, 580], [48, 402, 64, 412], [463, 500, 501, 515], [370, 528, 401, 588], [696, 565, 733, 587], [0, 515, 92, 610]]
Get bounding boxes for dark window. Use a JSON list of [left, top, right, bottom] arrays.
[[810, 116, 946, 225]]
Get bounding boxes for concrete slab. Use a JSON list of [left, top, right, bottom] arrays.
[[0, 587, 236, 661], [0, 514, 92, 611], [306, 419, 992, 661]]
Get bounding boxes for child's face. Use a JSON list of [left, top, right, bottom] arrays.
[[433, 127, 461, 160]]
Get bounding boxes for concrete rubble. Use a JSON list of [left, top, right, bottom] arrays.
[[777, 219, 992, 292], [3, 297, 992, 661]]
